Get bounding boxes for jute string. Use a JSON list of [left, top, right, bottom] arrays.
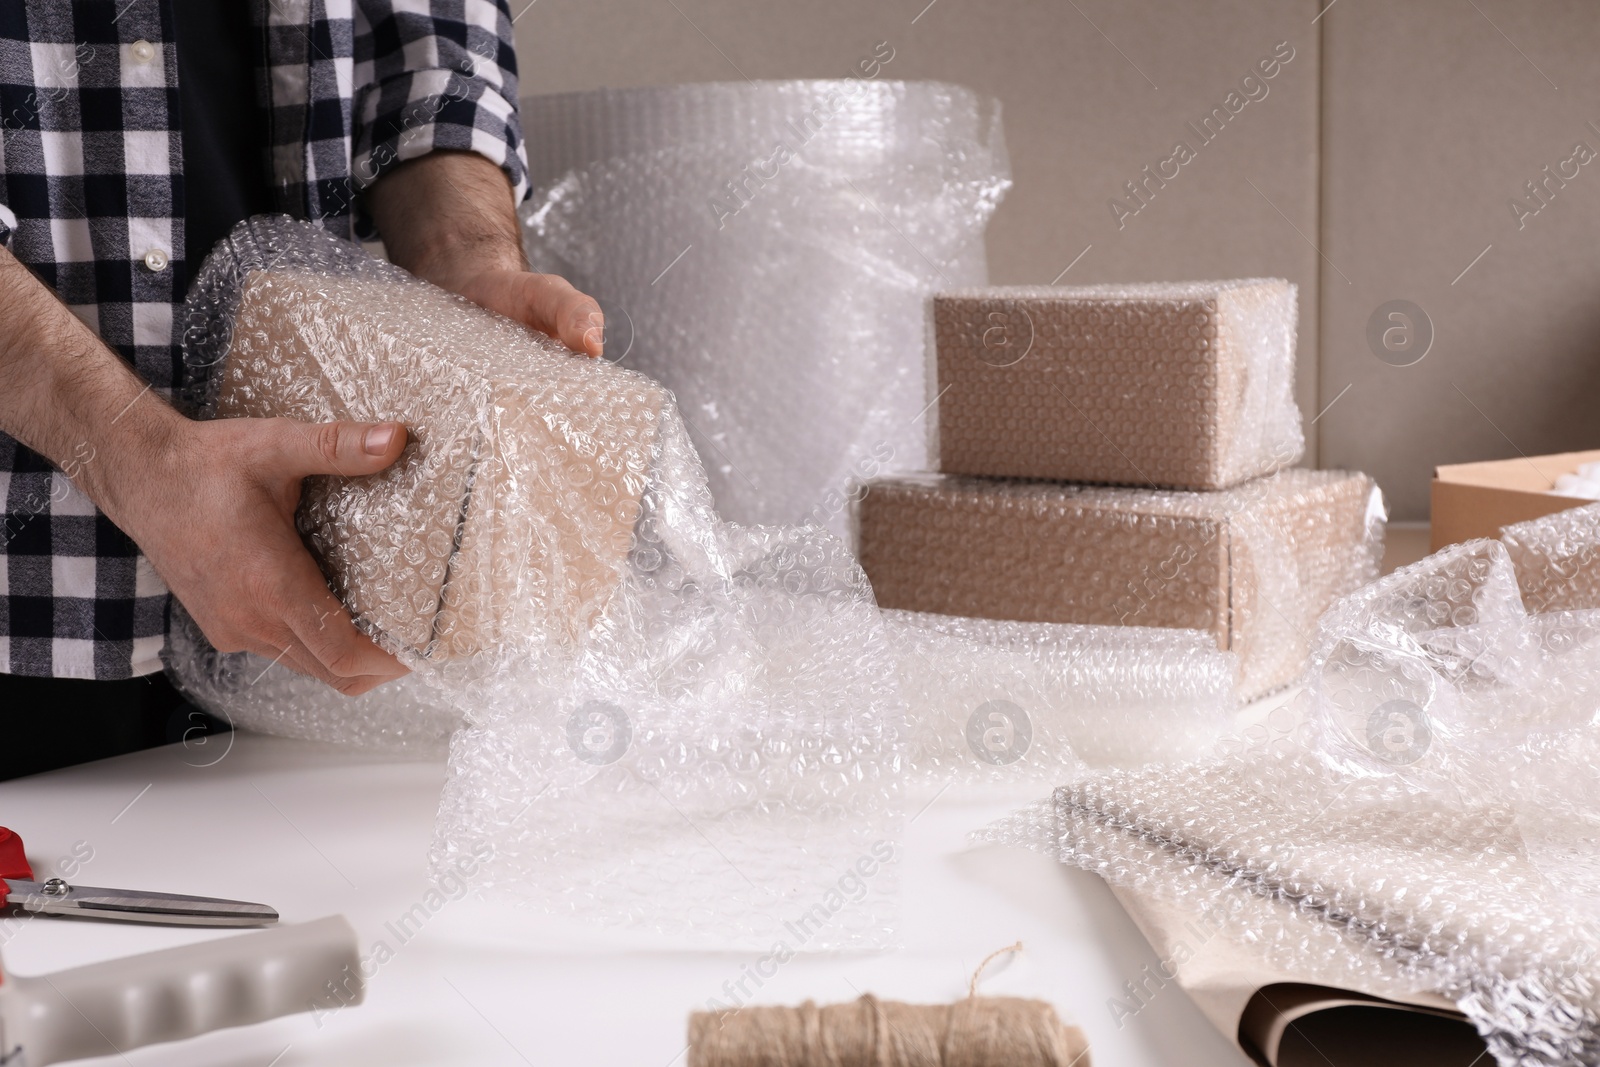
[[687, 942, 1091, 1067]]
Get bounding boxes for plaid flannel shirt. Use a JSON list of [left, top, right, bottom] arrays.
[[0, 0, 529, 679]]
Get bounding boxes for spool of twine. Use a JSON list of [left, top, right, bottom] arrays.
[[687, 943, 1090, 1067]]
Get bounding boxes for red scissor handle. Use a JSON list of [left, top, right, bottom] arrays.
[[0, 826, 35, 907]]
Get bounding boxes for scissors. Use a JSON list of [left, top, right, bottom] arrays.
[[0, 826, 277, 927]]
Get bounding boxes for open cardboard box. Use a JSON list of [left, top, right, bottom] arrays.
[[1430, 448, 1600, 551]]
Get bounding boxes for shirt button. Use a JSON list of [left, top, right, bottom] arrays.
[[131, 40, 156, 63], [143, 248, 169, 272]]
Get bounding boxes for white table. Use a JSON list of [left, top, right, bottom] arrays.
[[0, 734, 1252, 1066]]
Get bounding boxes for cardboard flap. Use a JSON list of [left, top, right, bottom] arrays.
[[1429, 450, 1600, 551]]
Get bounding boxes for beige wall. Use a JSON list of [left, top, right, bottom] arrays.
[[513, 0, 1600, 521], [1319, 0, 1600, 520]]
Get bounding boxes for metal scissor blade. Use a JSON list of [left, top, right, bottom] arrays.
[[3, 879, 279, 926]]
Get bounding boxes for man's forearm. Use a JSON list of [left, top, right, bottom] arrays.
[[0, 245, 183, 524], [366, 150, 525, 289], [366, 151, 605, 357]]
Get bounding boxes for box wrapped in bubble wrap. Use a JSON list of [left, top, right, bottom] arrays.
[[173, 216, 905, 949], [984, 537, 1600, 1066], [884, 610, 1238, 788], [518, 80, 1010, 536], [857, 469, 1385, 700], [931, 280, 1303, 489], [210, 269, 662, 662], [1501, 501, 1600, 614]]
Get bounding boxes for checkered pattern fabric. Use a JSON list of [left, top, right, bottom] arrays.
[[0, 0, 528, 679]]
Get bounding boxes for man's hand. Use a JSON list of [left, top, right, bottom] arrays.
[[0, 245, 408, 695], [98, 417, 412, 696], [366, 150, 606, 357], [443, 268, 605, 358]]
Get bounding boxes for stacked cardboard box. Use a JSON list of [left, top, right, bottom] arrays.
[[856, 280, 1384, 700]]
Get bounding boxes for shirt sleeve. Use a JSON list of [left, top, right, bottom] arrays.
[[0, 200, 16, 248], [350, 0, 530, 232]]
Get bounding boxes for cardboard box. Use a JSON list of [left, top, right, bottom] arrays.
[[1428, 450, 1600, 552], [854, 469, 1382, 700], [930, 280, 1302, 490]]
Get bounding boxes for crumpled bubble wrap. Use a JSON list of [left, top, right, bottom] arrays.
[[857, 468, 1386, 700], [1307, 540, 1568, 781], [931, 280, 1302, 490], [884, 610, 1237, 787], [518, 80, 1011, 537], [1500, 501, 1600, 614], [171, 215, 905, 949], [985, 534, 1600, 1066]]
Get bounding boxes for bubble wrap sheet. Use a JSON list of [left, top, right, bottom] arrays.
[[171, 216, 904, 949], [857, 469, 1386, 700], [989, 534, 1600, 1066], [1501, 501, 1600, 614], [884, 610, 1237, 789], [932, 280, 1302, 489], [518, 81, 1011, 536]]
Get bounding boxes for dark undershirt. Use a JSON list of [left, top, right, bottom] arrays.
[[173, 0, 274, 273], [0, 673, 218, 781]]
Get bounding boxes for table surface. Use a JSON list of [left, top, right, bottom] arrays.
[[0, 732, 1255, 1067]]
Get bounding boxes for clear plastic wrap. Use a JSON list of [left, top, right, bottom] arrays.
[[986, 535, 1600, 1066], [931, 280, 1302, 490], [857, 469, 1387, 700], [517, 80, 1011, 536], [1501, 501, 1600, 613], [884, 610, 1237, 787], [171, 216, 905, 949]]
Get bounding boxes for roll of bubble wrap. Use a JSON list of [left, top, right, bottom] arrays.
[[856, 469, 1386, 700], [1500, 501, 1600, 614], [884, 610, 1237, 785], [987, 534, 1600, 1066], [517, 80, 1011, 536], [931, 280, 1302, 489], [172, 216, 905, 949]]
